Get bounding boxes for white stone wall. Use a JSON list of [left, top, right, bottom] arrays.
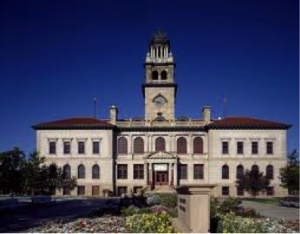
[[36, 128, 288, 197], [36, 129, 114, 196], [207, 129, 288, 197]]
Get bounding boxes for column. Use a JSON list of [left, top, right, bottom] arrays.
[[188, 134, 192, 154], [171, 163, 174, 185], [174, 163, 178, 186], [168, 163, 172, 185], [145, 163, 148, 185], [148, 163, 152, 187], [128, 134, 132, 154]]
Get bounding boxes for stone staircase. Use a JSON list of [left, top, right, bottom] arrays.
[[145, 185, 177, 194]]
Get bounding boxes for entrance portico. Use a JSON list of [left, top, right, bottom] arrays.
[[145, 151, 178, 189]]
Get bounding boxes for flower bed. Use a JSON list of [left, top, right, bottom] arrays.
[[26, 216, 128, 233], [126, 211, 174, 233], [211, 197, 299, 233]]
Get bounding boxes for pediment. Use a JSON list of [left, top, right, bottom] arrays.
[[147, 151, 177, 160]]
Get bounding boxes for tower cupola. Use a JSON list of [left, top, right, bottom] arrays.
[[143, 30, 177, 122]]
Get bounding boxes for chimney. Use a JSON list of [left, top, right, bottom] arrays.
[[202, 106, 211, 125], [109, 105, 118, 124]]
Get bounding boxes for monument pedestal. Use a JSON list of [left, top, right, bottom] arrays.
[[175, 185, 216, 233]]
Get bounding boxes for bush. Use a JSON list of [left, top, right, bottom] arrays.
[[121, 205, 151, 217], [260, 218, 298, 233], [146, 195, 160, 206], [150, 205, 170, 213], [236, 207, 261, 218], [157, 193, 177, 208], [210, 197, 260, 218], [216, 212, 264, 233], [126, 211, 174, 233]]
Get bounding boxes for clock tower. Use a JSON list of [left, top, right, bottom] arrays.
[[143, 31, 177, 122]]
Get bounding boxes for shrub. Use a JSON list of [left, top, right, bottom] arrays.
[[150, 205, 170, 213], [157, 193, 178, 208], [121, 205, 151, 217], [126, 211, 174, 233], [260, 218, 298, 233], [146, 195, 160, 206], [121, 205, 139, 217], [236, 207, 261, 218], [216, 212, 264, 233]]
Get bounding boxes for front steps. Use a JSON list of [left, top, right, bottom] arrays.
[[145, 185, 177, 194]]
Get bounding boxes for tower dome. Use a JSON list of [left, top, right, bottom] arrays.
[[150, 30, 170, 45]]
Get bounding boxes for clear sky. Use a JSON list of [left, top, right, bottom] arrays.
[[0, 0, 298, 153]]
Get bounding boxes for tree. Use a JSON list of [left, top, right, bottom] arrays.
[[0, 148, 26, 198], [279, 150, 299, 195], [0, 149, 78, 197], [23, 151, 48, 195], [236, 168, 270, 198], [23, 152, 78, 196]]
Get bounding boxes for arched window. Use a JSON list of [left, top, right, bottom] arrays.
[[222, 165, 229, 179], [236, 165, 244, 179], [134, 137, 144, 154], [161, 71, 167, 80], [177, 137, 187, 154], [252, 165, 259, 173], [78, 164, 85, 179], [92, 164, 100, 179], [266, 165, 274, 179], [194, 137, 203, 154], [118, 137, 128, 154], [155, 137, 165, 151], [63, 164, 71, 179], [152, 71, 158, 80]]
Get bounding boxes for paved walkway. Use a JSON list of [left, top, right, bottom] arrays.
[[242, 201, 299, 220]]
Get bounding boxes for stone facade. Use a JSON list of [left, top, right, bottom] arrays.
[[33, 31, 290, 197]]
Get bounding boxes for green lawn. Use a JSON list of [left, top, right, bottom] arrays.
[[242, 197, 282, 205]]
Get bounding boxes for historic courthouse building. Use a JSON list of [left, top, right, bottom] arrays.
[[33, 31, 291, 197]]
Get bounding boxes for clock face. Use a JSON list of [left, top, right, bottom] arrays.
[[153, 95, 167, 108]]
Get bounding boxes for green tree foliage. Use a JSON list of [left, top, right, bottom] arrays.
[[279, 150, 299, 195], [0, 148, 77, 196], [0, 147, 26, 198], [236, 168, 270, 198]]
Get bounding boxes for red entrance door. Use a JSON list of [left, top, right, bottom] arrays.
[[155, 171, 168, 186]]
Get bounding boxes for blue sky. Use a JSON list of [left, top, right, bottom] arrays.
[[0, 0, 298, 153]]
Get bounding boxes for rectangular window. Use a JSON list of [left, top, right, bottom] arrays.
[[133, 164, 144, 179], [49, 141, 56, 154], [63, 141, 71, 154], [251, 141, 258, 154], [237, 142, 244, 154], [77, 186, 85, 196], [222, 186, 229, 196], [237, 187, 244, 196], [92, 186, 100, 196], [266, 142, 273, 155], [78, 141, 85, 154], [93, 141, 100, 154], [194, 164, 204, 179], [133, 186, 143, 194], [63, 187, 70, 195], [222, 142, 229, 154], [117, 164, 128, 179], [118, 186, 127, 196], [266, 186, 274, 196], [179, 164, 188, 180]]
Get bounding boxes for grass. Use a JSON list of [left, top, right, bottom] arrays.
[[242, 197, 282, 205]]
